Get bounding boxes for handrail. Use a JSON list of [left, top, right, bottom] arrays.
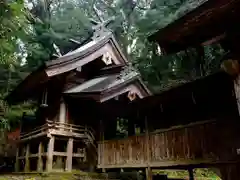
[[20, 121, 96, 146], [97, 120, 230, 168], [46, 120, 85, 128], [97, 119, 217, 143], [151, 119, 217, 135], [47, 121, 95, 140], [21, 123, 49, 138], [88, 126, 96, 135], [86, 127, 95, 141], [20, 123, 48, 136], [54, 125, 85, 132]]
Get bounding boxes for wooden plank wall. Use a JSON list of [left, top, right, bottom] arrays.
[[98, 120, 239, 168]]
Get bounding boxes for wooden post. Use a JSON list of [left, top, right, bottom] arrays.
[[98, 142, 101, 166], [145, 167, 152, 180], [83, 148, 87, 162], [15, 147, 19, 172], [145, 116, 152, 180], [37, 142, 43, 172], [66, 138, 73, 172], [129, 142, 133, 163], [24, 144, 30, 172], [59, 99, 66, 123], [100, 120, 105, 173], [188, 168, 194, 180], [234, 75, 240, 115], [47, 136, 55, 172], [145, 116, 151, 164]]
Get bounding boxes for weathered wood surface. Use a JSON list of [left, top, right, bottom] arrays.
[[20, 121, 95, 142], [98, 120, 240, 168]]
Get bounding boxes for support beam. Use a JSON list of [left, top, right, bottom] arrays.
[[15, 147, 19, 172], [66, 138, 73, 172], [37, 142, 43, 172], [24, 144, 30, 172], [47, 136, 55, 172]]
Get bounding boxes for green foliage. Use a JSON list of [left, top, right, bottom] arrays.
[[116, 117, 128, 137], [0, 0, 31, 129], [154, 169, 221, 179], [0, 0, 27, 65], [195, 168, 221, 179]]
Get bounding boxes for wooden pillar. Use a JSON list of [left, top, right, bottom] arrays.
[[47, 136, 55, 172], [24, 144, 30, 172], [145, 167, 152, 180], [145, 117, 150, 164], [59, 99, 66, 123], [65, 138, 73, 172], [37, 142, 43, 172], [188, 168, 194, 180], [234, 75, 240, 115], [100, 120, 105, 173], [145, 117, 152, 180], [15, 147, 19, 172]]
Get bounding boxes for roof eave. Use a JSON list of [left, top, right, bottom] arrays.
[[6, 65, 48, 105], [148, 0, 240, 54], [45, 33, 128, 69]]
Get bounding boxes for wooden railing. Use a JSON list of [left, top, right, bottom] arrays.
[[98, 120, 240, 168], [20, 123, 49, 140], [20, 121, 95, 143]]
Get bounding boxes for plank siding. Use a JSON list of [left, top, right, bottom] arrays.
[[98, 120, 240, 168]]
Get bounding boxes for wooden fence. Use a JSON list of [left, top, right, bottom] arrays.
[[98, 120, 239, 168]]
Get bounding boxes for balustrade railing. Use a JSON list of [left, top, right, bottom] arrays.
[[20, 123, 49, 139], [98, 120, 239, 168], [20, 121, 95, 143]]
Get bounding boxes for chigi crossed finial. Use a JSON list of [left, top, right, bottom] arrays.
[[92, 4, 115, 39]]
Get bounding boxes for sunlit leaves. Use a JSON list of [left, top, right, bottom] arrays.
[[0, 0, 27, 65]]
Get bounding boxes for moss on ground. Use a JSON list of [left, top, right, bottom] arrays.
[[0, 172, 107, 180]]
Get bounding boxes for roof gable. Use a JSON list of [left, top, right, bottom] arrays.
[[45, 33, 128, 77], [64, 72, 151, 102]]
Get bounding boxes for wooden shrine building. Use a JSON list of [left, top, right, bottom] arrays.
[[148, 0, 240, 122], [97, 71, 240, 180], [6, 22, 150, 173], [148, 0, 240, 118], [93, 0, 240, 179], [6, 0, 240, 179]]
